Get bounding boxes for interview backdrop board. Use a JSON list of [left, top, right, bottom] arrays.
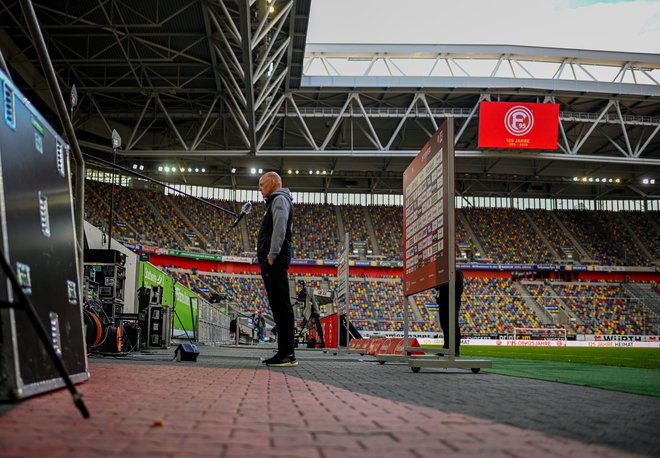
[[402, 120, 455, 296], [0, 70, 88, 400]]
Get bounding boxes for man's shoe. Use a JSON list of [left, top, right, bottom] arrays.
[[262, 353, 281, 365], [266, 354, 298, 367]]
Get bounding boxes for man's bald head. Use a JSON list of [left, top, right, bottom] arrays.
[[259, 171, 282, 198]]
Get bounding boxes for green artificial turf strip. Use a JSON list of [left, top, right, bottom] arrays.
[[421, 345, 660, 395], [466, 346, 660, 370], [477, 357, 660, 397], [423, 345, 660, 369]]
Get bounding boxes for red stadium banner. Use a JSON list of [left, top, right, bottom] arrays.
[[478, 101, 559, 150]]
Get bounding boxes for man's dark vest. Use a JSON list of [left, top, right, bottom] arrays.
[[257, 192, 293, 267]]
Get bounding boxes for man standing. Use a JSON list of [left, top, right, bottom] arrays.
[[258, 172, 297, 366]]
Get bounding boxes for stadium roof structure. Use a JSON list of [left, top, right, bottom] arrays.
[[1, 0, 659, 200]]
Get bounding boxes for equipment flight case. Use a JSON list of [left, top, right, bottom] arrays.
[[0, 70, 89, 400]]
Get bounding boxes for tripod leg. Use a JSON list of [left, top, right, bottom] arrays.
[[0, 252, 89, 418]]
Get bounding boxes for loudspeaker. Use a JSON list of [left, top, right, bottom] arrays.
[[174, 343, 199, 362]]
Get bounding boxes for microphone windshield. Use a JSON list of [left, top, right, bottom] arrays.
[[242, 202, 252, 214]]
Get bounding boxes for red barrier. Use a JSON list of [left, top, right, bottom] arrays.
[[319, 313, 339, 349]]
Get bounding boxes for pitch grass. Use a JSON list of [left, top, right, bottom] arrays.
[[422, 345, 660, 396], [460, 346, 660, 370]]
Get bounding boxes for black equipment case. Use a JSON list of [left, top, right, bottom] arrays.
[[0, 70, 89, 400]]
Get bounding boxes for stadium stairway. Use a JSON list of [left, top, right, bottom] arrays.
[[363, 206, 381, 256], [456, 209, 487, 259], [167, 194, 210, 250], [335, 206, 346, 241], [516, 282, 552, 325], [86, 182, 140, 238], [239, 216, 251, 253], [623, 283, 660, 334], [407, 296, 424, 322], [521, 212, 561, 261], [615, 212, 655, 261], [548, 212, 591, 262], [139, 191, 186, 249]]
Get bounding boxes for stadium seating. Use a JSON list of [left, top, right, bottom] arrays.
[[340, 205, 372, 252], [464, 208, 554, 264], [550, 282, 654, 334], [293, 203, 340, 259], [84, 178, 658, 267], [369, 205, 403, 259]]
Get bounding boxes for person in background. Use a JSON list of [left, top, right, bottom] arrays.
[[257, 171, 297, 367], [435, 269, 464, 357], [296, 280, 325, 348]]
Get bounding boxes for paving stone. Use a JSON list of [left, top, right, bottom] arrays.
[[0, 346, 657, 457]]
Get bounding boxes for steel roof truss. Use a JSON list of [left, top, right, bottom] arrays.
[[354, 94, 383, 150], [156, 95, 188, 150]]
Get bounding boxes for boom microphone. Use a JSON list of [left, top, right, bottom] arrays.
[[232, 201, 252, 228]]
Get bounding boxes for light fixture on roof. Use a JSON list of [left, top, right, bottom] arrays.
[[195, 168, 199, 172], [158, 166, 163, 172], [316, 170, 320, 175], [164, 166, 170, 172], [615, 178, 621, 183], [201, 168, 205, 173], [322, 170, 326, 175], [139, 165, 144, 171], [295, 170, 299, 174], [581, 177, 587, 182], [573, 177, 579, 181], [180, 167, 185, 172], [608, 178, 613, 183], [643, 178, 649, 184], [251, 168, 256, 174], [287, 169, 292, 174], [132, 164, 138, 169], [309, 170, 313, 174], [258, 168, 263, 174], [595, 178, 600, 182], [188, 168, 192, 172], [588, 177, 594, 182], [231, 168, 236, 173]]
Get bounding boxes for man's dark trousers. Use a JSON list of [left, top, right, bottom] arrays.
[[436, 270, 464, 351], [261, 264, 294, 356]]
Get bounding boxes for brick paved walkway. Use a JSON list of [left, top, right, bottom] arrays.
[[1, 346, 658, 457]]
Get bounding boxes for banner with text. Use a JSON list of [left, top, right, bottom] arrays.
[[478, 101, 559, 150]]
